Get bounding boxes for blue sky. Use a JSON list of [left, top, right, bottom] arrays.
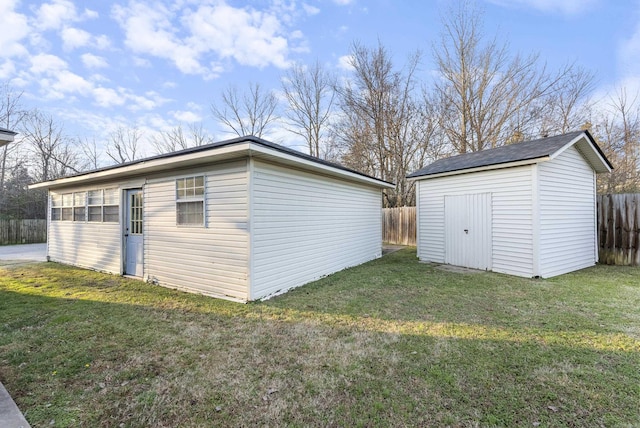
[[1, 0, 639, 158]]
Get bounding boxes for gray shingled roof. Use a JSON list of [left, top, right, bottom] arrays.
[[407, 130, 610, 178], [0, 127, 17, 135]]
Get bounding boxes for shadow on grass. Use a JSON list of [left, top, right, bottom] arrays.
[[264, 249, 640, 343], [1, 269, 640, 426]]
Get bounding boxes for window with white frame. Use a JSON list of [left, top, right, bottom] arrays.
[[51, 188, 119, 223], [88, 190, 103, 222], [61, 193, 73, 221], [51, 194, 62, 221], [176, 176, 204, 226], [103, 188, 119, 222], [74, 192, 86, 221]]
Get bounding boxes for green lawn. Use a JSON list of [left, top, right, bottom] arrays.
[[1, 249, 639, 427]]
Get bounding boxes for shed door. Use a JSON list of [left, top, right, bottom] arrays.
[[444, 193, 492, 270], [124, 188, 144, 277]]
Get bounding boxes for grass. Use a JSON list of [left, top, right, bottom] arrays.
[[0, 249, 639, 427]]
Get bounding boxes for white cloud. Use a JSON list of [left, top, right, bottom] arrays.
[[186, 3, 290, 69], [0, 0, 30, 58], [172, 110, 202, 122], [92, 87, 124, 108], [91, 87, 169, 111], [61, 27, 91, 50], [83, 8, 99, 19], [337, 54, 354, 71], [112, 2, 205, 74], [486, 0, 599, 15], [81, 53, 108, 69], [34, 0, 79, 30], [0, 60, 16, 80], [128, 91, 165, 111], [26, 52, 167, 110], [94, 35, 111, 50], [333, 0, 354, 5], [29, 53, 67, 74], [51, 70, 94, 98], [57, 108, 127, 139], [302, 4, 320, 15], [112, 0, 298, 77]]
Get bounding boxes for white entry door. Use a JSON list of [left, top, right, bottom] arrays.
[[444, 193, 492, 270], [124, 188, 144, 277]]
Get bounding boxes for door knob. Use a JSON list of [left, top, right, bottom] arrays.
[[464, 229, 468, 234]]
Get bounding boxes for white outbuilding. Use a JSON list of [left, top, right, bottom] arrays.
[[407, 130, 612, 278], [29, 136, 393, 302]]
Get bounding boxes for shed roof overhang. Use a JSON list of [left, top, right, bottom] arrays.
[[29, 137, 395, 191]]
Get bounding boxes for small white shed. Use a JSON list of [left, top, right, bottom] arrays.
[[407, 130, 612, 278], [30, 136, 393, 302]]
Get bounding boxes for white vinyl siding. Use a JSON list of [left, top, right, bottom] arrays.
[[250, 160, 382, 300], [538, 146, 596, 277], [45, 153, 387, 302], [48, 220, 121, 273], [144, 160, 250, 301], [417, 166, 535, 277], [48, 188, 121, 273]]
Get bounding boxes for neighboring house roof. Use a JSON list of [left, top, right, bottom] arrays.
[[407, 130, 613, 180], [0, 127, 17, 148], [29, 135, 395, 190]]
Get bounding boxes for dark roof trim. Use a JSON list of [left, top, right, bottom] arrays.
[[30, 135, 394, 188], [580, 129, 614, 169], [0, 127, 17, 135]]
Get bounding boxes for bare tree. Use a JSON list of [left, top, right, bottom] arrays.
[[527, 66, 595, 137], [335, 41, 436, 206], [211, 82, 279, 138], [106, 126, 143, 164], [151, 122, 213, 154], [78, 137, 103, 170], [594, 89, 640, 193], [282, 61, 336, 157], [433, 1, 571, 153], [22, 110, 81, 181], [0, 83, 28, 191]]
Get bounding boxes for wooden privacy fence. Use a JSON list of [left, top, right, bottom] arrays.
[[382, 206, 416, 246], [598, 194, 640, 266], [0, 219, 47, 245]]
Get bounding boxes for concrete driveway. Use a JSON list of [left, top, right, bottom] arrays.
[[0, 243, 47, 263]]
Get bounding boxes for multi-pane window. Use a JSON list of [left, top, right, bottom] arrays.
[[74, 192, 86, 221], [88, 190, 103, 222], [129, 192, 143, 234], [176, 176, 204, 226], [51, 188, 119, 223], [61, 193, 73, 221], [51, 194, 62, 221], [103, 188, 119, 222]]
